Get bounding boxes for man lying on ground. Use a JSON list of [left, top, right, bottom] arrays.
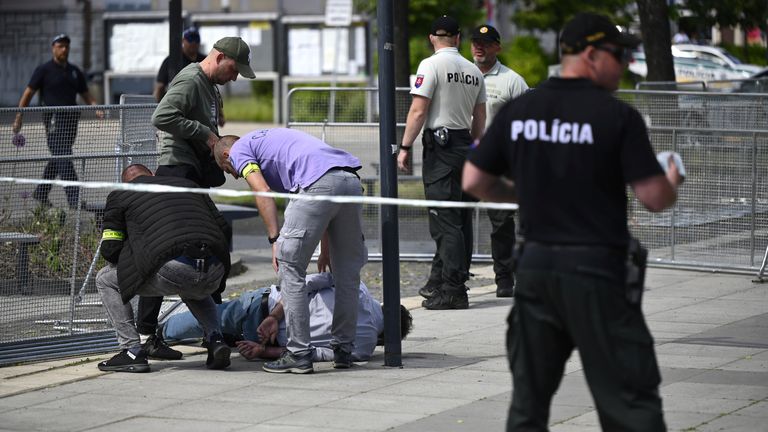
[[162, 272, 413, 362]]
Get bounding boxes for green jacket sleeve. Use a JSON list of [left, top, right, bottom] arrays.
[[151, 74, 213, 142]]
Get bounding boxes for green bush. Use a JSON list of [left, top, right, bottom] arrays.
[[288, 83, 370, 123], [500, 36, 552, 87], [718, 43, 768, 67], [221, 79, 276, 122]]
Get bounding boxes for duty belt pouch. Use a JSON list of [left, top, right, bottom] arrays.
[[433, 127, 450, 148], [625, 237, 648, 306]]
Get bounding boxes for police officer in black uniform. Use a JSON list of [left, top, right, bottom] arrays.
[[463, 13, 683, 431]]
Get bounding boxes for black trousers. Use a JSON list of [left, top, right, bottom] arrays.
[[507, 243, 665, 432], [35, 112, 80, 206], [422, 130, 473, 291], [488, 209, 516, 283]]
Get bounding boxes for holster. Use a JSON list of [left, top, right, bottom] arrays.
[[625, 237, 648, 307]]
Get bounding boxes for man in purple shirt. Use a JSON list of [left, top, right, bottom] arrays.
[[214, 128, 367, 374]]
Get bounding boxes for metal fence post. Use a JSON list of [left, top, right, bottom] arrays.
[[751, 132, 757, 266]]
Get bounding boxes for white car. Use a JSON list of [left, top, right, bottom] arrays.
[[629, 44, 763, 82]]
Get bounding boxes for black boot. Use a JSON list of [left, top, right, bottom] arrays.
[[418, 279, 442, 299], [206, 332, 231, 370], [495, 276, 515, 298], [422, 285, 469, 310]]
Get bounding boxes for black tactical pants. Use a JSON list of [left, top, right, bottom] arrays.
[[507, 243, 666, 432], [488, 209, 516, 284], [35, 112, 81, 207], [422, 130, 473, 291]]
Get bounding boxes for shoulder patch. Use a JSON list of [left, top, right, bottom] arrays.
[[414, 75, 424, 89]]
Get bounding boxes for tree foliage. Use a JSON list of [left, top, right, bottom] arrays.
[[511, 0, 636, 33], [681, 0, 768, 32]]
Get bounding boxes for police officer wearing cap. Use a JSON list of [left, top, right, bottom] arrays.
[[13, 33, 100, 209], [153, 27, 206, 102], [398, 16, 486, 310], [464, 13, 683, 431], [470, 24, 528, 298]]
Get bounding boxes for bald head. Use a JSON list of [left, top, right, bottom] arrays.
[[213, 135, 241, 178], [121, 164, 152, 183]]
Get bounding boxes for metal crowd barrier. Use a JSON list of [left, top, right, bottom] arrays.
[[2, 88, 768, 364], [286, 87, 768, 274], [0, 104, 159, 362]]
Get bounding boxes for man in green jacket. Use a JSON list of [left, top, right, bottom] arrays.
[[142, 36, 255, 361], [151, 36, 255, 188]]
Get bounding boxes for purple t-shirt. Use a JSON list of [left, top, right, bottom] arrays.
[[228, 128, 362, 193]]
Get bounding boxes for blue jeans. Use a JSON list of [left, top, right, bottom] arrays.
[[163, 288, 270, 342]]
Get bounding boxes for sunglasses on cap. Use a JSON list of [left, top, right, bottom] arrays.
[[594, 44, 633, 64]]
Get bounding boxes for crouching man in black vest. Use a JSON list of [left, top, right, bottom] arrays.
[[96, 164, 232, 372]]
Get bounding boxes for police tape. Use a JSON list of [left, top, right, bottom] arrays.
[[0, 177, 519, 211]]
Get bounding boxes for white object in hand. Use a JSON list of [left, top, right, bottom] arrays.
[[656, 151, 685, 178]]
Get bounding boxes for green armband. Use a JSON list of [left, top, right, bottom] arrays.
[[102, 229, 125, 241]]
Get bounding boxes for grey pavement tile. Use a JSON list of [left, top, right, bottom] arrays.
[[208, 386, 349, 406], [661, 382, 768, 402], [554, 409, 600, 428], [694, 413, 768, 432], [84, 416, 252, 432], [262, 406, 423, 431], [549, 404, 596, 425], [384, 402, 505, 432], [232, 425, 342, 432], [256, 372, 402, 393], [659, 366, 709, 385], [662, 410, 718, 431], [0, 387, 81, 412], [550, 376, 594, 408], [149, 399, 302, 424], [0, 407, 130, 432], [462, 356, 510, 373], [85, 378, 232, 400], [643, 296, 706, 314], [684, 369, 768, 387], [662, 394, 753, 414], [368, 375, 509, 400], [674, 312, 768, 351], [735, 400, 768, 418], [655, 353, 736, 369], [721, 286, 768, 301], [321, 392, 472, 415], [655, 342, 763, 359], [647, 320, 720, 336], [33, 392, 187, 416], [417, 367, 512, 386], [550, 424, 602, 432]]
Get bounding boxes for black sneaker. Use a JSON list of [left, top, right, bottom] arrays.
[[418, 280, 442, 299], [495, 277, 515, 298], [98, 349, 150, 373], [206, 333, 231, 370], [263, 350, 314, 374], [142, 333, 183, 360], [422, 288, 469, 310], [332, 347, 352, 369]]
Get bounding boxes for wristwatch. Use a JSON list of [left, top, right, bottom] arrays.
[[268, 234, 279, 244], [399, 145, 412, 151]]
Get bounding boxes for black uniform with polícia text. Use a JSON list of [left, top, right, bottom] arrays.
[[467, 77, 667, 431]]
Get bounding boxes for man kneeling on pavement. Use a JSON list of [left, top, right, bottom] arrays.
[[161, 272, 413, 363], [96, 164, 232, 373]]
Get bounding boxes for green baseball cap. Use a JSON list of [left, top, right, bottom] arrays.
[[213, 36, 256, 79]]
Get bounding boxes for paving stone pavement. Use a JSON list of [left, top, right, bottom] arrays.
[[1, 266, 767, 431]]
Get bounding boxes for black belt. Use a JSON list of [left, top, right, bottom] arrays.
[[329, 166, 361, 178], [174, 255, 218, 272], [519, 242, 626, 280]]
